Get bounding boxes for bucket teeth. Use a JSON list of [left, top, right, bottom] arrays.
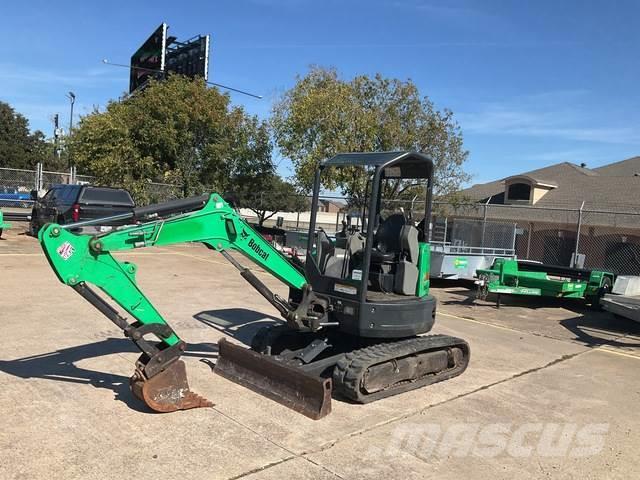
[[130, 360, 213, 413]]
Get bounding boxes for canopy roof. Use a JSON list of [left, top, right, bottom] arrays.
[[322, 151, 433, 179]]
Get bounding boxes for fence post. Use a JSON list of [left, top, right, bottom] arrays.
[[481, 198, 491, 248], [572, 201, 585, 267], [35, 163, 43, 190]]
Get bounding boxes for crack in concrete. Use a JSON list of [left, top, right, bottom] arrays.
[[213, 406, 344, 479], [225, 456, 296, 480], [301, 349, 590, 459], [221, 348, 594, 479]]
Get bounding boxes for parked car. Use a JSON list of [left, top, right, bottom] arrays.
[[0, 187, 32, 208], [29, 184, 135, 236]]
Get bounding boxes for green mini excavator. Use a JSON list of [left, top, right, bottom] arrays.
[[38, 151, 470, 419]]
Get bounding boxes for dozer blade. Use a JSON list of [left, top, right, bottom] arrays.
[[215, 338, 332, 420], [130, 360, 213, 413]]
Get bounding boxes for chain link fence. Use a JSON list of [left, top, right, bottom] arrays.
[[437, 202, 640, 276], [240, 195, 640, 276], [0, 165, 181, 218], [2, 164, 639, 275]]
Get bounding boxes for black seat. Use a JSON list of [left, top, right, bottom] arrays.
[[370, 249, 396, 263], [371, 213, 406, 264], [316, 230, 335, 273]]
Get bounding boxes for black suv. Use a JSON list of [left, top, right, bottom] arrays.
[[30, 184, 135, 235]]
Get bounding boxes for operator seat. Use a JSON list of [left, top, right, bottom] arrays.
[[394, 225, 420, 295], [315, 230, 335, 273], [366, 213, 407, 292], [371, 213, 406, 263]]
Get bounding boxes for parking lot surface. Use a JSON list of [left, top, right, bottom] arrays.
[[1, 224, 639, 479]]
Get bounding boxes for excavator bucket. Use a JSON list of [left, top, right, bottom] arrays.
[[215, 338, 332, 420], [130, 360, 213, 413]]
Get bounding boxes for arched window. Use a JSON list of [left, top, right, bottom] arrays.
[[507, 183, 531, 201]]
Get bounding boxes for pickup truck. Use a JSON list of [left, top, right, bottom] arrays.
[[29, 184, 135, 235], [0, 187, 31, 208]]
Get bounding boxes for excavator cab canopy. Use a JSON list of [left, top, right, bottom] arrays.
[[303, 151, 436, 338], [321, 150, 433, 179]]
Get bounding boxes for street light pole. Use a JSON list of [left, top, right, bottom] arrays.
[[67, 91, 76, 132], [66, 92, 76, 170]]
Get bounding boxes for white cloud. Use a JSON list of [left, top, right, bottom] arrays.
[[458, 92, 640, 145], [0, 64, 122, 87]]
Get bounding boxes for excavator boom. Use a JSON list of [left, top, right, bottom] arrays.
[[38, 193, 326, 413]]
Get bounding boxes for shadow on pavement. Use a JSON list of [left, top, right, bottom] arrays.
[[0, 337, 218, 411], [193, 308, 282, 346], [437, 281, 596, 315], [560, 315, 640, 348]]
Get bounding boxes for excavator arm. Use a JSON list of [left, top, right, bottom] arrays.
[[38, 193, 323, 412]]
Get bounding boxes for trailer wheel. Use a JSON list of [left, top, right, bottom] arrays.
[[588, 277, 612, 310], [476, 274, 489, 301]]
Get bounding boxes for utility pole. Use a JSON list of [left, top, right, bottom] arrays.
[[53, 114, 62, 166], [66, 92, 76, 168]]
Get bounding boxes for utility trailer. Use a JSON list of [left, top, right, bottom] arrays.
[[430, 243, 516, 281], [429, 218, 517, 280], [600, 276, 640, 323], [476, 258, 614, 308]]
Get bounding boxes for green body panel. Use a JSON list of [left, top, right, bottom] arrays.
[[416, 242, 430, 297], [38, 194, 308, 346], [0, 210, 11, 230], [476, 258, 614, 299]]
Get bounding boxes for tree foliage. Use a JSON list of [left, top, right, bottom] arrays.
[[233, 174, 306, 226], [271, 66, 470, 202], [69, 75, 274, 204], [0, 101, 48, 169]]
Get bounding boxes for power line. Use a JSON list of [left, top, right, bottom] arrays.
[[101, 59, 263, 99]]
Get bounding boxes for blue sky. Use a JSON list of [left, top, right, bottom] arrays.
[[1, 0, 639, 185]]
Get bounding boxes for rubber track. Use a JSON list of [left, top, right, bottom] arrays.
[[332, 334, 470, 403]]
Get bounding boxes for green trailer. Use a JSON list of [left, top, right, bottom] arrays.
[[0, 210, 11, 238], [476, 258, 614, 308]]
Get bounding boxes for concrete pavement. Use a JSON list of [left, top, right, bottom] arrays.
[[0, 225, 638, 479]]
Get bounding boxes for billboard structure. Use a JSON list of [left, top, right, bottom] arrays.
[[165, 35, 210, 82], [129, 23, 167, 93], [129, 23, 210, 93]]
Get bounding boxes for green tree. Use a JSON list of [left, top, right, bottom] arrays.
[[0, 101, 48, 169], [271, 67, 469, 201], [234, 174, 306, 226], [69, 75, 273, 204]]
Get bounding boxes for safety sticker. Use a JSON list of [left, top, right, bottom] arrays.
[[57, 241, 75, 260]]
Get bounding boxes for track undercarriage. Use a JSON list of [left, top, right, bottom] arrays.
[[215, 324, 470, 418]]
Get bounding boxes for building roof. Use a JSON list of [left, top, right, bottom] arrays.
[[461, 157, 640, 212], [592, 156, 640, 177]]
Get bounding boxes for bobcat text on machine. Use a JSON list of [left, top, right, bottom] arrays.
[[38, 151, 470, 419]]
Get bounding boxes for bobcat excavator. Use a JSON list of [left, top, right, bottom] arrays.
[[38, 151, 470, 419]]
